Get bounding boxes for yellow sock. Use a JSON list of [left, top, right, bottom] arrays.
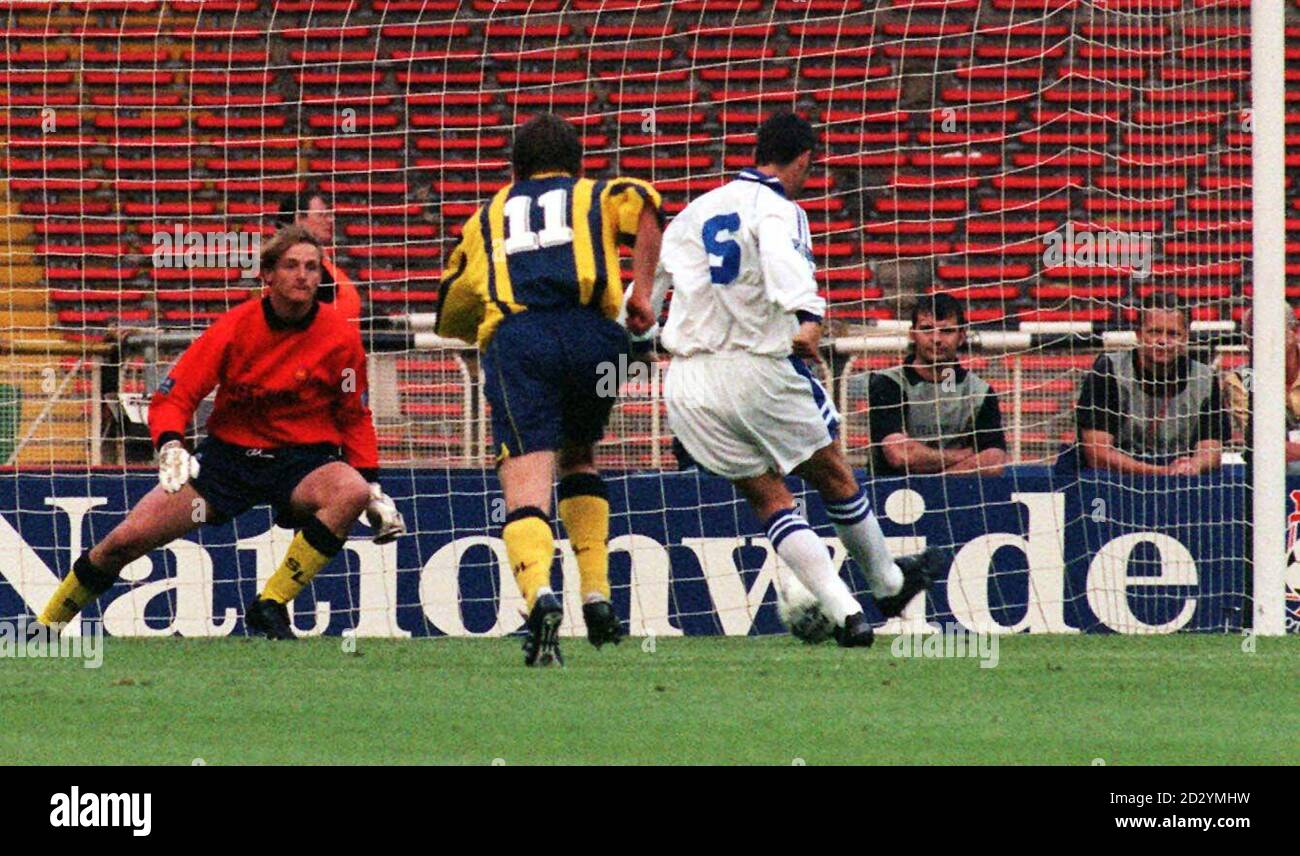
[[503, 511, 554, 611], [261, 518, 344, 605], [39, 555, 115, 625], [38, 568, 98, 626], [559, 492, 610, 602]]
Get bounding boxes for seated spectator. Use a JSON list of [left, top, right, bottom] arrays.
[[1223, 307, 1300, 473], [277, 190, 361, 328], [1075, 293, 1229, 475], [857, 292, 1007, 476]]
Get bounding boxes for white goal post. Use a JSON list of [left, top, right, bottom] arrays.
[[1250, 0, 1286, 637]]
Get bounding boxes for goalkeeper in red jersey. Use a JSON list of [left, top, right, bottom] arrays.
[[37, 225, 405, 639]]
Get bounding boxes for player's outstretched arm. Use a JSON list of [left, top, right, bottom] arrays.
[[626, 206, 663, 335], [149, 319, 228, 492], [148, 314, 227, 457]]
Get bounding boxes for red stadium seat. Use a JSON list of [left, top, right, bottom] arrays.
[[91, 95, 184, 109], [123, 202, 218, 217], [322, 176, 408, 193], [344, 224, 438, 240], [381, 23, 469, 39], [282, 25, 371, 40], [938, 285, 1022, 302], [369, 290, 441, 307], [47, 267, 140, 283], [410, 113, 502, 130], [483, 22, 572, 38], [350, 245, 442, 260], [103, 156, 191, 173], [182, 49, 269, 66], [38, 242, 130, 257], [51, 290, 146, 309], [0, 71, 74, 85], [863, 221, 958, 237], [861, 241, 954, 257], [94, 115, 186, 132], [204, 157, 297, 172], [188, 71, 274, 86], [59, 309, 153, 326], [153, 272, 250, 291], [938, 264, 1033, 281], [171, 1, 258, 9], [1033, 284, 1125, 301], [82, 48, 169, 65], [359, 269, 441, 287], [1018, 308, 1113, 323], [617, 110, 707, 127]]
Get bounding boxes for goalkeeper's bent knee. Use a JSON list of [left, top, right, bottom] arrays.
[[558, 473, 610, 603], [503, 507, 554, 612], [39, 554, 117, 626], [261, 516, 345, 605]]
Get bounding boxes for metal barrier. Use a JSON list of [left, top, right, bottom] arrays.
[[0, 330, 1248, 470]]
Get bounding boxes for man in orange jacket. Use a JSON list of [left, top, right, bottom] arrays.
[[278, 190, 362, 328]]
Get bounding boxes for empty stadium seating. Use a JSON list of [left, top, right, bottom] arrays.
[[0, 0, 1281, 465]]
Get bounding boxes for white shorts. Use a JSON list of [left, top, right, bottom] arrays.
[[665, 351, 839, 480]]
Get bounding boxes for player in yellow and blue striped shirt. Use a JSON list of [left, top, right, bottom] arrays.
[[437, 114, 663, 666]]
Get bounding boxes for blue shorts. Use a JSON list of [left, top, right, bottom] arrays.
[[482, 308, 630, 462], [190, 436, 342, 527]]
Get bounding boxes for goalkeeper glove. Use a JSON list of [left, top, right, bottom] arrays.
[[365, 483, 406, 544], [158, 439, 199, 493]]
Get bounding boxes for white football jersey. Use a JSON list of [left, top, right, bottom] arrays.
[[654, 168, 825, 357]]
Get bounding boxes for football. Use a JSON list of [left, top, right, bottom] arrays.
[[776, 574, 836, 644]]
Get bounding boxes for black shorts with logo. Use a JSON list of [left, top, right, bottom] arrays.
[[189, 436, 341, 527]]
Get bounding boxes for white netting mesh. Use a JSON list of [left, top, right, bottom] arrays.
[[0, 0, 1280, 637]]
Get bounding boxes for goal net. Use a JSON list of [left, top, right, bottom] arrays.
[[0, 0, 1285, 639]]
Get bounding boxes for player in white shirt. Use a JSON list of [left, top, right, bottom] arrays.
[[627, 112, 946, 647]]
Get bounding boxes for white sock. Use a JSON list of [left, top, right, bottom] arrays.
[[824, 487, 903, 598], [765, 508, 862, 625]]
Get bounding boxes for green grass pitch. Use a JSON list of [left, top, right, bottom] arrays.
[[3, 634, 1296, 765]]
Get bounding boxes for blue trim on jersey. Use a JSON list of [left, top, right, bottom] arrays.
[[480, 205, 511, 320], [588, 178, 609, 309], [736, 167, 787, 198]]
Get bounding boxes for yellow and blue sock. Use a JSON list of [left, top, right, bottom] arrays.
[[503, 506, 554, 611], [38, 554, 116, 626], [260, 516, 345, 605], [558, 473, 610, 603]]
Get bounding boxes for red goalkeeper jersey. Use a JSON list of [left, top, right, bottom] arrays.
[[149, 297, 380, 476]]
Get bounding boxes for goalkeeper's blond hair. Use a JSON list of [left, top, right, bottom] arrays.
[[260, 224, 323, 273]]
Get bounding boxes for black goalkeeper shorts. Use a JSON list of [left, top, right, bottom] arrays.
[[189, 436, 342, 528]]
